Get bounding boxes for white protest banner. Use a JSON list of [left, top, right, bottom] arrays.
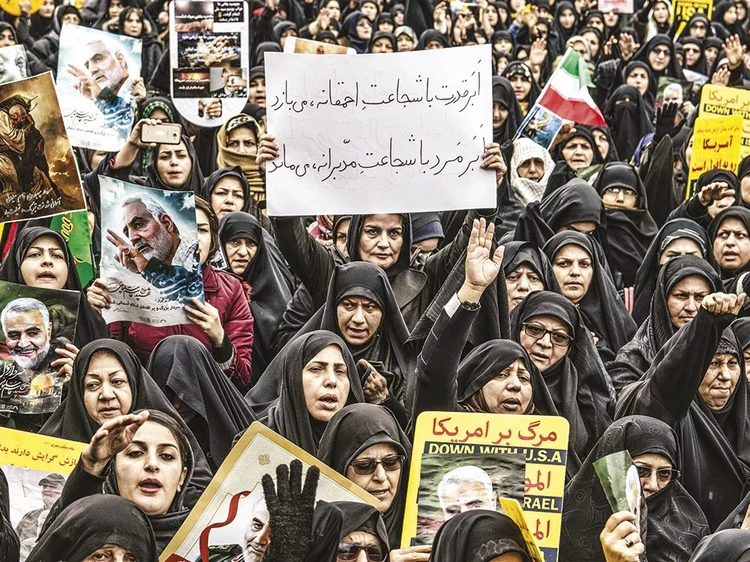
[[265, 45, 495, 216]]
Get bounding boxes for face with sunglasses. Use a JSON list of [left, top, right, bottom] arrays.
[[346, 443, 404, 512], [632, 453, 679, 497], [518, 315, 572, 372], [337, 530, 387, 561], [648, 44, 671, 71]]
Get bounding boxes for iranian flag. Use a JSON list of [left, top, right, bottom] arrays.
[[534, 48, 606, 127]]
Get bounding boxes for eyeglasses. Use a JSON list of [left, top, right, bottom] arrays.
[[651, 47, 670, 57], [350, 454, 405, 475], [603, 187, 637, 198], [521, 322, 573, 347], [684, 47, 701, 54], [337, 543, 387, 561], [635, 465, 680, 483]]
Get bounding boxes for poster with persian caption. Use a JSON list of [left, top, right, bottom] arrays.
[[99, 176, 203, 327], [264, 45, 494, 215], [57, 24, 142, 152], [402, 412, 569, 562], [0, 72, 85, 224], [161, 422, 377, 562], [0, 281, 80, 415], [170, 0, 250, 127]]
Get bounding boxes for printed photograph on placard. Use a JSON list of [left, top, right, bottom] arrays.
[[57, 24, 142, 152], [0, 281, 80, 415], [98, 176, 203, 327], [0, 73, 85, 224], [0, 45, 27, 85]]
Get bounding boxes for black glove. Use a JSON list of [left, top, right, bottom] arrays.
[[654, 101, 679, 143], [262, 460, 320, 562]]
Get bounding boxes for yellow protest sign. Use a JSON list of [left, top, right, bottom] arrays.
[[700, 84, 750, 158], [402, 412, 569, 562], [672, 0, 713, 37], [0, 428, 86, 553], [686, 115, 743, 198]]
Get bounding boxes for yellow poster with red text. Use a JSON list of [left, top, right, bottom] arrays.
[[699, 84, 750, 158], [686, 114, 743, 198]]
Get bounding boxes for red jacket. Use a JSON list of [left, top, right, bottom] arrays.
[[110, 264, 254, 390]]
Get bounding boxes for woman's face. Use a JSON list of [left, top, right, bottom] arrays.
[[704, 46, 720, 68], [506, 264, 544, 310], [582, 31, 599, 57], [559, 8, 576, 28], [115, 420, 187, 516], [123, 10, 143, 37], [481, 358, 533, 414], [552, 244, 594, 304], [588, 15, 604, 32], [62, 12, 81, 25], [601, 186, 638, 210], [378, 20, 394, 32], [156, 141, 191, 189], [648, 44, 671, 72], [494, 38, 513, 53], [371, 37, 394, 53], [345, 442, 402, 512], [689, 19, 708, 37], [326, 0, 341, 20], [561, 137, 594, 171], [724, 4, 738, 24], [397, 33, 415, 51], [496, 56, 509, 74], [227, 126, 258, 155], [83, 352, 133, 425], [361, 1, 378, 20], [301, 344, 350, 422], [592, 129, 610, 159], [82, 545, 137, 562], [658, 237, 702, 264], [626, 67, 649, 96], [486, 5, 499, 24], [652, 2, 669, 22], [337, 296, 382, 346], [20, 235, 69, 290], [394, 9, 404, 25], [666, 275, 710, 329], [39, 0, 54, 18], [211, 176, 245, 219], [632, 453, 675, 498], [684, 43, 701, 67], [225, 237, 258, 275], [339, 531, 387, 562], [509, 74, 531, 101], [493, 101, 509, 130], [358, 214, 403, 270], [744, 346, 750, 382], [604, 11, 619, 27], [356, 17, 373, 40], [0, 29, 15, 47], [425, 39, 444, 50], [573, 0, 586, 14], [109, 0, 123, 20], [518, 315, 571, 371], [713, 217, 750, 270], [699, 353, 741, 410], [741, 176, 750, 206], [248, 77, 266, 107], [196, 209, 212, 266]]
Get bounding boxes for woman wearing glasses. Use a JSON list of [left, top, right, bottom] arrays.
[[509, 291, 614, 473], [333, 501, 391, 562], [560, 416, 708, 562]]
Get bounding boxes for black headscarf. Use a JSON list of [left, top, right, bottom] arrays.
[[732, 317, 750, 352], [343, 11, 372, 53], [368, 30, 397, 51], [318, 404, 410, 546], [416, 29, 449, 49], [144, 135, 205, 194], [603, 85, 655, 162], [502, 61, 541, 109], [218, 211, 295, 378], [298, 262, 413, 403], [262, 331, 365, 455], [592, 162, 659, 287], [0, 468, 18, 562], [146, 336, 256, 471], [28, 495, 158, 562], [551, 1, 577, 53], [543, 231, 637, 354], [590, 125, 620, 163], [632, 218, 715, 324], [346, 214, 413, 277], [609, 256, 722, 394], [622, 60, 656, 117], [681, 36, 708, 74], [335, 501, 390, 553], [708, 205, 750, 284], [633, 34, 686, 93], [560, 416, 709, 562], [39, 339, 212, 508], [0, 226, 108, 348], [492, 76, 524, 144], [429, 510, 532, 562], [689, 530, 750, 562], [510, 291, 613, 466], [502, 241, 561, 299]]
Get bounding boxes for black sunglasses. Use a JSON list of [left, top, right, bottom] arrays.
[[337, 543, 387, 561], [350, 454, 405, 475]]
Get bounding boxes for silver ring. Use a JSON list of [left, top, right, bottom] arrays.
[[625, 538, 634, 548]]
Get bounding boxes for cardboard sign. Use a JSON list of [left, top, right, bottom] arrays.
[[673, 0, 713, 37], [161, 422, 377, 562], [685, 115, 742, 198], [402, 412, 569, 562], [700, 84, 750, 159]]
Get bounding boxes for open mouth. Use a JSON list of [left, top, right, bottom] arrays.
[[318, 394, 339, 410], [369, 488, 390, 499], [500, 397, 522, 412], [36, 271, 57, 281], [138, 478, 163, 494]]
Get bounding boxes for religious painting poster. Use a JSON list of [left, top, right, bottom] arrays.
[[57, 24, 142, 152], [170, 0, 250, 128], [403, 412, 569, 562], [99, 176, 204, 327], [160, 422, 377, 562], [0, 281, 80, 415], [519, 105, 564, 150], [0, 427, 86, 561], [0, 45, 27, 85], [264, 45, 495, 215], [0, 72, 85, 224]]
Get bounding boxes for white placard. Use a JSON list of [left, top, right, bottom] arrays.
[[265, 45, 495, 216]]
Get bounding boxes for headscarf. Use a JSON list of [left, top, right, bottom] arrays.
[[343, 11, 372, 53], [492, 76, 524, 144], [216, 114, 264, 193], [592, 162, 659, 287], [201, 166, 272, 236], [682, 36, 708, 74], [137, 96, 182, 173], [429, 510, 532, 562], [708, 205, 750, 283], [28, 496, 158, 562], [394, 25, 417, 46], [731, 317, 750, 353], [0, 468, 18, 562], [510, 291, 613, 463], [509, 138, 555, 205], [335, 502, 390, 554], [318, 404, 410, 546], [551, 1, 577, 52], [502, 61, 540, 109], [633, 34, 686, 93], [689, 530, 750, 561], [590, 125, 620, 163], [262, 331, 365, 455], [632, 218, 715, 324], [603, 85, 655, 162], [346, 214, 413, 277], [646, 0, 673, 40], [609, 255, 722, 394], [560, 416, 709, 562], [145, 135, 205, 193], [39, 339, 212, 507], [368, 30, 397, 51], [411, 212, 444, 245], [218, 211, 295, 377], [416, 29, 449, 49], [622, 60, 656, 116], [146, 336, 256, 471], [543, 231, 637, 354], [502, 241, 561, 296], [254, 42, 281, 65], [0, 226, 108, 348]]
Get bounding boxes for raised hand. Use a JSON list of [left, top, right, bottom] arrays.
[[87, 278, 113, 313], [106, 228, 148, 273], [256, 133, 280, 170], [458, 218, 504, 304], [184, 298, 225, 346], [697, 181, 736, 208], [724, 34, 746, 69], [600, 511, 644, 562], [67, 64, 102, 100], [480, 142, 507, 187], [701, 292, 746, 316], [81, 411, 150, 476]]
